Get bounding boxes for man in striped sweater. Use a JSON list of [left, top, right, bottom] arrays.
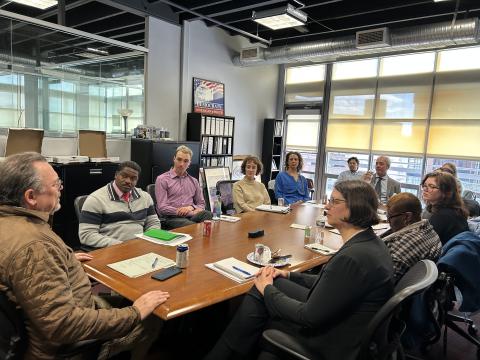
[[79, 160, 161, 248]]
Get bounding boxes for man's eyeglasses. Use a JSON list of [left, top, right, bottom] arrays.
[[421, 184, 439, 191], [328, 197, 346, 205], [53, 179, 63, 189], [387, 212, 407, 221]]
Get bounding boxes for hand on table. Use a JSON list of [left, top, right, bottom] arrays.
[[133, 290, 170, 320], [75, 252, 93, 262]]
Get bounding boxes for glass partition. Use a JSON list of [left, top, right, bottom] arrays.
[[0, 12, 147, 136]]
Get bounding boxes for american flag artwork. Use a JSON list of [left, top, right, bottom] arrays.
[[193, 78, 225, 116]]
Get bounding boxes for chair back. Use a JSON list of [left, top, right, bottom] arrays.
[[357, 260, 438, 360], [0, 291, 25, 360], [74, 195, 88, 221], [146, 184, 157, 208], [216, 180, 237, 213]]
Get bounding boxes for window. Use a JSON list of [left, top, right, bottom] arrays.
[[285, 64, 325, 104]]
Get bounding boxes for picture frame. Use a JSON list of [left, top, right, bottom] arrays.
[[203, 167, 231, 210], [192, 77, 225, 116], [231, 156, 261, 182]]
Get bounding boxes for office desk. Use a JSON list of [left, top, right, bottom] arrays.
[[83, 204, 343, 320]]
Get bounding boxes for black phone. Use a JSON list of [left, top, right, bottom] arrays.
[[151, 266, 182, 281]]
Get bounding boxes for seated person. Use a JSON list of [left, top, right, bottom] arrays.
[[274, 151, 310, 206], [367, 155, 401, 204], [79, 160, 160, 248], [336, 156, 363, 182], [155, 145, 212, 229], [233, 156, 270, 213], [0, 152, 169, 359], [421, 171, 468, 245], [382, 193, 441, 282], [206, 180, 393, 360]]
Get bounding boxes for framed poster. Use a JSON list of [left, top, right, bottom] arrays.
[[203, 167, 230, 210], [193, 77, 225, 116]]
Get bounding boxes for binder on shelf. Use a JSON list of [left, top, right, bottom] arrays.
[[207, 137, 214, 154], [201, 116, 206, 134], [227, 138, 232, 154], [228, 119, 234, 136], [201, 137, 209, 153], [206, 117, 212, 135], [218, 118, 225, 136], [272, 160, 277, 171], [222, 138, 228, 154]]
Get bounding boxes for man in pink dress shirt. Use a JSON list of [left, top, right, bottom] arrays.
[[155, 145, 213, 229]]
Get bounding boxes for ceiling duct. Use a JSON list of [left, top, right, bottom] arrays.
[[233, 18, 479, 66], [356, 27, 391, 49]]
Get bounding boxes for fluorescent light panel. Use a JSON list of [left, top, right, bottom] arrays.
[[253, 4, 307, 30], [11, 0, 57, 10]]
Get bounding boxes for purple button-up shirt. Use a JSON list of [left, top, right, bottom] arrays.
[[155, 168, 206, 216]]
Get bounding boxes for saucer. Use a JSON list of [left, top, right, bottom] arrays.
[[246, 252, 289, 267]]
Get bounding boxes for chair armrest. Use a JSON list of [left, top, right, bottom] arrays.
[[262, 329, 313, 360]]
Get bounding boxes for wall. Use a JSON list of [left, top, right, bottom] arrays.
[[145, 16, 181, 139], [180, 20, 279, 157]]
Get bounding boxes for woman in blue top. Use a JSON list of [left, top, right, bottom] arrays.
[[275, 151, 310, 205]]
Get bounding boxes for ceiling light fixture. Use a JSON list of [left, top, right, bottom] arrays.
[[11, 0, 57, 10], [252, 3, 307, 30]]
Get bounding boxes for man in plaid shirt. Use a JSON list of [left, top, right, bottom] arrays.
[[382, 192, 441, 282]]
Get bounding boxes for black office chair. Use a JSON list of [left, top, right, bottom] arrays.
[[146, 183, 157, 209], [74, 195, 98, 252], [306, 178, 315, 200], [216, 180, 237, 214], [0, 290, 101, 359], [262, 260, 438, 360]]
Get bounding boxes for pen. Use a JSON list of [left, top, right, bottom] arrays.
[[152, 257, 158, 268], [232, 265, 252, 276]]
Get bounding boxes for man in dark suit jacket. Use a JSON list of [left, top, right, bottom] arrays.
[[369, 155, 401, 204]]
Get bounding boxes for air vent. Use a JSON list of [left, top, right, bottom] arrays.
[[240, 47, 264, 62], [356, 28, 391, 49]]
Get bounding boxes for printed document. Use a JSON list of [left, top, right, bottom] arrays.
[[108, 252, 175, 278]]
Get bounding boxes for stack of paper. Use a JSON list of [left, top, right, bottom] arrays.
[[108, 252, 175, 278], [256, 204, 290, 214], [206, 257, 258, 283], [305, 243, 338, 255], [220, 215, 241, 222]]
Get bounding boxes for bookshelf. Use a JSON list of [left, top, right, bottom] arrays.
[[186, 112, 235, 169], [261, 118, 284, 185]]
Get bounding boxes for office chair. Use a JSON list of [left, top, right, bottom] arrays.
[[0, 290, 102, 360], [306, 178, 315, 200], [74, 195, 98, 252], [422, 231, 480, 357], [267, 179, 277, 205], [216, 180, 237, 214], [262, 260, 438, 360], [146, 184, 157, 208]]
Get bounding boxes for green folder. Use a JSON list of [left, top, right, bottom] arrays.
[[143, 229, 182, 241]]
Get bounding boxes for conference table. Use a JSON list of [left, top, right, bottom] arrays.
[[83, 203, 344, 320]]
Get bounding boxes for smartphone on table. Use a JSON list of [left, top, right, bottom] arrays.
[[151, 266, 182, 281]]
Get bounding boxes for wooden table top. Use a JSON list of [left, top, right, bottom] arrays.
[[83, 203, 344, 320]]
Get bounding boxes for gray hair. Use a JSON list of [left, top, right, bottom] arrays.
[[175, 145, 193, 158], [377, 155, 391, 168], [0, 152, 47, 207]]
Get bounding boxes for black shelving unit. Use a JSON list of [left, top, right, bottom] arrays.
[[186, 112, 235, 169], [261, 118, 284, 185]]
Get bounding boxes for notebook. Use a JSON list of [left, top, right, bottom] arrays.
[[206, 257, 258, 283], [143, 229, 184, 241], [256, 204, 290, 214]]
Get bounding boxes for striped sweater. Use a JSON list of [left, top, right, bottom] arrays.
[[79, 182, 161, 248]]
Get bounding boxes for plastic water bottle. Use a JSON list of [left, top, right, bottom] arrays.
[[213, 194, 222, 220]]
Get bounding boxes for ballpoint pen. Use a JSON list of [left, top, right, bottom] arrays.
[[232, 265, 252, 276], [152, 257, 159, 268]]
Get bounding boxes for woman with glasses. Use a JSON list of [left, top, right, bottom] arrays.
[[274, 151, 310, 205], [421, 172, 468, 245], [205, 180, 393, 360]]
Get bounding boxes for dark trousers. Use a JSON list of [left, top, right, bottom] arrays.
[[161, 210, 213, 230], [205, 278, 310, 359]]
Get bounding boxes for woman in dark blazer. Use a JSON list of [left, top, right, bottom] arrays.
[[421, 171, 468, 245], [205, 180, 394, 360]]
